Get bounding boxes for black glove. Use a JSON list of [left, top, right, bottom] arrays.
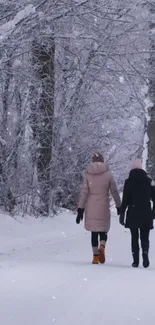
[[76, 208, 84, 224], [116, 207, 121, 216], [152, 207, 155, 220], [119, 214, 125, 226]]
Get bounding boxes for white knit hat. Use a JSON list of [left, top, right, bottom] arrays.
[[130, 159, 142, 170]]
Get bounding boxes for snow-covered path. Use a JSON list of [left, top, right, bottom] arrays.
[[0, 211, 155, 325]]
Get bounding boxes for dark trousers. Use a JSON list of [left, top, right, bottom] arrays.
[[130, 228, 150, 254], [91, 232, 107, 247]]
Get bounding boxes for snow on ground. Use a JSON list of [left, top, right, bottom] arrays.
[[0, 210, 155, 325]]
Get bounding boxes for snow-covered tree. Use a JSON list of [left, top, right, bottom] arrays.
[[0, 0, 151, 214], [146, 1, 155, 179]]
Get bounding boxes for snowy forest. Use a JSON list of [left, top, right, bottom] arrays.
[[0, 0, 155, 216]]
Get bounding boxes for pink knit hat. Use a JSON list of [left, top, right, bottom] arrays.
[[130, 159, 142, 170]]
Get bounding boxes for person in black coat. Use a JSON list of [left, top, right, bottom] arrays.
[[119, 160, 155, 268]]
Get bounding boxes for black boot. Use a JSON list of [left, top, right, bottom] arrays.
[[142, 251, 150, 268], [141, 240, 150, 268], [132, 251, 139, 268]]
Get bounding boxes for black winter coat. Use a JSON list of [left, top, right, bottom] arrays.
[[120, 169, 155, 229]]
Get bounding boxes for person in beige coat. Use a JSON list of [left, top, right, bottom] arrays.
[[76, 152, 121, 264]]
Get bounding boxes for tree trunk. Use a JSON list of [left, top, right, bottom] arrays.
[[147, 3, 155, 179], [0, 59, 15, 212], [31, 38, 55, 215]]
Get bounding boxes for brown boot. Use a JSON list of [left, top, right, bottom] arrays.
[[92, 255, 99, 264], [98, 245, 105, 264]]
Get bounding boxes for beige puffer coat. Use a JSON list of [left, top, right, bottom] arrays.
[[78, 162, 121, 232]]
